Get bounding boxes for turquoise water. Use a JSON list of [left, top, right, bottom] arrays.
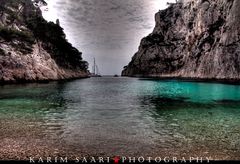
[[0, 77, 240, 159]]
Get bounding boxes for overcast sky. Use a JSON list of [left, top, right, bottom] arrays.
[[42, 0, 175, 75]]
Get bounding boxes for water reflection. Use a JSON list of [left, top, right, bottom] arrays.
[[0, 78, 240, 159]]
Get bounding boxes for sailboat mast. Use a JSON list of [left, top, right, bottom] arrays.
[[96, 65, 99, 75], [93, 58, 96, 75]]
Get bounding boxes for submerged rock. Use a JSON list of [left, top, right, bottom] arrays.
[[0, 0, 89, 84], [122, 0, 240, 80], [214, 99, 240, 104]]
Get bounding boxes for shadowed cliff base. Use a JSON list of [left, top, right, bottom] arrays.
[[132, 76, 240, 85], [0, 73, 90, 85], [122, 0, 240, 80]]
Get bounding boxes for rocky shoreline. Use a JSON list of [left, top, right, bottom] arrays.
[[0, 73, 90, 85]]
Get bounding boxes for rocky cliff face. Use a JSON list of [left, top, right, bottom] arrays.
[[122, 0, 240, 80], [0, 0, 89, 83]]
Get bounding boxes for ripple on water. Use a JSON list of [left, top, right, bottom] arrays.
[[0, 78, 240, 159]]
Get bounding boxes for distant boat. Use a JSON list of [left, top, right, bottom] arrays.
[[91, 58, 102, 77], [114, 74, 119, 77]]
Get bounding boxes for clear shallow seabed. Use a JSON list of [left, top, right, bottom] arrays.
[[0, 77, 239, 160]]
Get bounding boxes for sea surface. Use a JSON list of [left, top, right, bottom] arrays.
[[0, 77, 240, 160]]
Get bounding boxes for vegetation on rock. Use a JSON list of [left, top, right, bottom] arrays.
[[0, 0, 88, 71]]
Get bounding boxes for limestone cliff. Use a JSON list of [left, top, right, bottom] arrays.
[[0, 0, 89, 83], [122, 0, 240, 80]]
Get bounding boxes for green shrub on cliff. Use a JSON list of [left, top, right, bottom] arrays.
[[0, 48, 5, 56], [0, 26, 35, 54], [0, 26, 35, 44], [21, 0, 88, 70], [25, 15, 87, 70]]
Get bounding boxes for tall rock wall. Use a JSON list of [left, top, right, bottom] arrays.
[[122, 0, 240, 80], [0, 0, 89, 83]]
